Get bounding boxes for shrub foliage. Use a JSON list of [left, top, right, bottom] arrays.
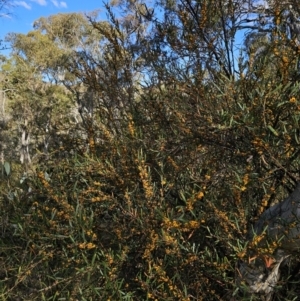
[[2, 0, 300, 300]]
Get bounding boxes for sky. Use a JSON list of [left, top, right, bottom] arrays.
[[0, 0, 107, 48]]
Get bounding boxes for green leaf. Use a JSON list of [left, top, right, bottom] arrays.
[[267, 125, 279, 136], [3, 161, 10, 176], [277, 101, 288, 107]]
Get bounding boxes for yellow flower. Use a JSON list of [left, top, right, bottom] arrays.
[[289, 96, 296, 103], [78, 243, 86, 249], [189, 221, 199, 228], [205, 174, 211, 180], [78, 242, 96, 249], [86, 243, 96, 249], [197, 191, 204, 199]]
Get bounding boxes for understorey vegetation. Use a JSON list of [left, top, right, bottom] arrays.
[[1, 0, 300, 300]]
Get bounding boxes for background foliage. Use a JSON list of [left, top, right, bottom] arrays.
[[1, 0, 300, 300]]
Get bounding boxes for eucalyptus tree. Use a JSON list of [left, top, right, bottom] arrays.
[[6, 13, 96, 141], [5, 10, 149, 160]]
